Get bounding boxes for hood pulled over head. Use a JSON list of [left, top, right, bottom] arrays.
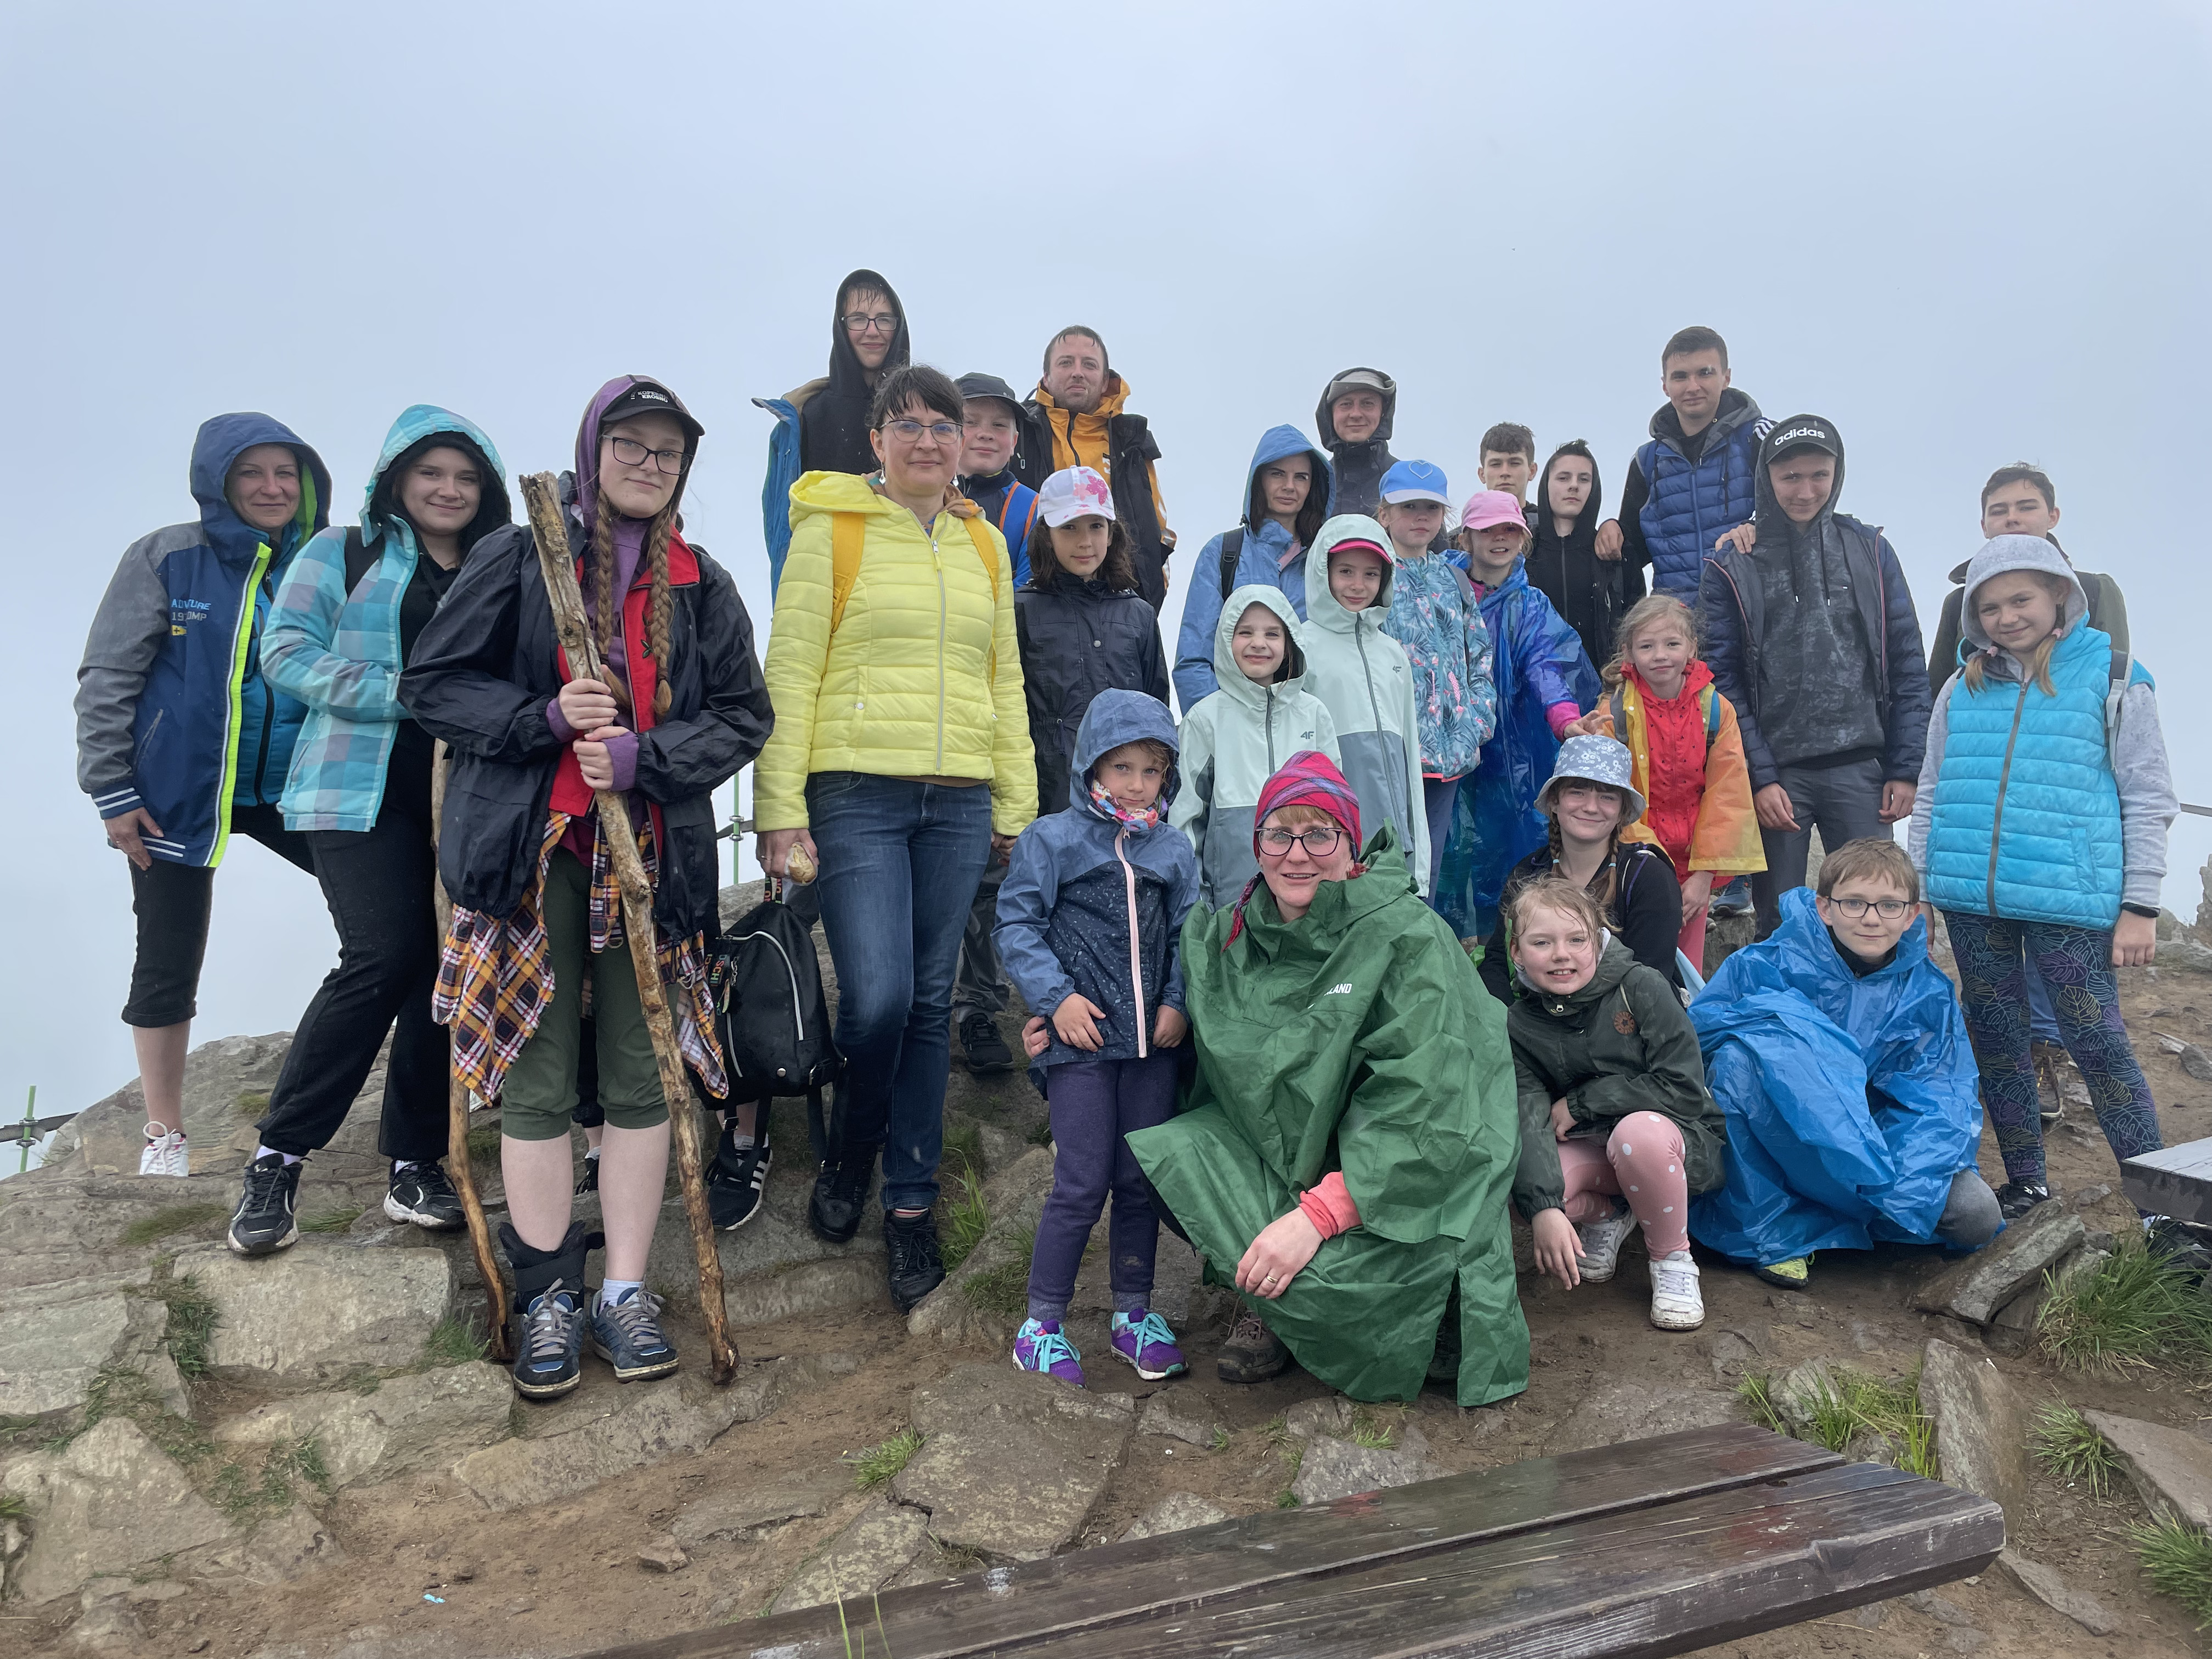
[[364, 405, 511, 554], [1068, 689, 1181, 814], [1534, 441, 1605, 544], [1305, 514, 1398, 629], [1314, 366, 1397, 450], [573, 375, 704, 528], [189, 413, 333, 564], [828, 267, 908, 394], [1959, 533, 2089, 652], [1242, 424, 1335, 533], [1752, 413, 1847, 541], [1212, 582, 1310, 698]]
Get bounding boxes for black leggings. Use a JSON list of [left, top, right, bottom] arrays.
[[123, 803, 314, 1026], [256, 775, 449, 1164]]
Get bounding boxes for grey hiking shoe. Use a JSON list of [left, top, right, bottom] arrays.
[[591, 1288, 679, 1383], [512, 1282, 587, 1400], [1217, 1308, 1290, 1384]]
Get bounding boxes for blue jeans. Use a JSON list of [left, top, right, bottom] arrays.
[[808, 773, 993, 1212]]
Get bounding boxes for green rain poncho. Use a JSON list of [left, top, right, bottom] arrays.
[[1127, 830, 1528, 1406]]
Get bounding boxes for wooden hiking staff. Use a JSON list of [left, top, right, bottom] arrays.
[[430, 740, 514, 1364], [518, 470, 738, 1384]]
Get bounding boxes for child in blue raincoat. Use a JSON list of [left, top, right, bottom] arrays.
[[1688, 839, 2001, 1290], [1437, 490, 1600, 938]]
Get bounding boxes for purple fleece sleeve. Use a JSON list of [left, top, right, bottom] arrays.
[[545, 697, 577, 742], [603, 732, 639, 793]]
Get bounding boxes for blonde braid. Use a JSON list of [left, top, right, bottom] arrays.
[[590, 488, 620, 675], [645, 504, 676, 715]]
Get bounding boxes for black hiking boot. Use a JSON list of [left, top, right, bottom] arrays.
[[709, 1118, 772, 1232], [1217, 1308, 1290, 1384], [228, 1153, 302, 1256], [1994, 1180, 2053, 1221], [500, 1221, 592, 1401], [809, 1143, 878, 1244], [884, 1209, 947, 1312], [959, 1011, 1015, 1074]]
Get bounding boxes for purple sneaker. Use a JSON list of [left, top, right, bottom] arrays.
[[1014, 1319, 1085, 1386], [1110, 1308, 1188, 1380]]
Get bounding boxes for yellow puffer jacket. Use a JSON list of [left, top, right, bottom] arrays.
[[756, 471, 1036, 836]]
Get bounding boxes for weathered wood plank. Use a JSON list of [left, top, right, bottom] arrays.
[[2121, 1139, 2212, 1225], [586, 1425, 1841, 1659]]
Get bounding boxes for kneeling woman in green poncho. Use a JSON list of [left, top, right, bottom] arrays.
[[1127, 751, 1528, 1407]]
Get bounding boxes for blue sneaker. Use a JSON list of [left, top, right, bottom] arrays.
[[1110, 1309, 1188, 1380], [590, 1287, 679, 1383], [1013, 1319, 1085, 1386], [511, 1281, 586, 1400]]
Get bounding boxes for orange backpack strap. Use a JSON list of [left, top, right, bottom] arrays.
[[829, 512, 865, 634]]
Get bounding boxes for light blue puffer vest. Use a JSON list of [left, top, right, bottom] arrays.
[[1926, 622, 2122, 928], [1637, 422, 1760, 598]]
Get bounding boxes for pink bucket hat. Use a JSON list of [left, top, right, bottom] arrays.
[[1037, 465, 1115, 528]]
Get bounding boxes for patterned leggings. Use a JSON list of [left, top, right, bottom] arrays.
[[1940, 910, 2160, 1187]]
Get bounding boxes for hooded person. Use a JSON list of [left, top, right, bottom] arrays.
[[1017, 326, 1176, 610], [400, 375, 774, 1401], [1299, 515, 1431, 895], [1314, 366, 1399, 516], [992, 691, 1201, 1385], [1526, 440, 1631, 675], [1170, 585, 1341, 908], [756, 269, 910, 594], [1172, 425, 1335, 708], [1128, 752, 1528, 1404], [228, 407, 511, 1255], [77, 413, 332, 1177], [1699, 414, 1932, 939]]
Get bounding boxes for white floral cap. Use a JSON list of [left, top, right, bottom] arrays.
[[1038, 465, 1115, 528]]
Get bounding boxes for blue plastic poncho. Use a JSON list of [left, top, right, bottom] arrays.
[[1434, 559, 1600, 938], [1688, 887, 1985, 1267]]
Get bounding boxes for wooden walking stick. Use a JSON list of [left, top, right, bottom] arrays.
[[517, 471, 738, 1384], [431, 741, 514, 1364]]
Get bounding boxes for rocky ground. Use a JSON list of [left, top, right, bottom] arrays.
[[8, 876, 2212, 1657]]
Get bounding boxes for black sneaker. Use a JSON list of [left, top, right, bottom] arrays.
[[590, 1288, 679, 1382], [884, 1210, 946, 1312], [512, 1282, 586, 1399], [228, 1153, 302, 1256], [809, 1147, 877, 1244], [385, 1161, 466, 1231], [1995, 1180, 2053, 1221], [574, 1154, 600, 1196], [959, 1011, 1015, 1074], [709, 1127, 772, 1231]]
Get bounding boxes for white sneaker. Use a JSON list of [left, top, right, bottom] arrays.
[[1574, 1205, 1637, 1283], [1649, 1249, 1705, 1330], [139, 1123, 190, 1178]]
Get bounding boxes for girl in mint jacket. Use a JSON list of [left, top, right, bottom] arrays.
[[1908, 535, 2175, 1218]]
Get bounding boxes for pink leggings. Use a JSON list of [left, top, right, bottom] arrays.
[[1557, 1111, 1691, 1257], [1677, 913, 1706, 977]]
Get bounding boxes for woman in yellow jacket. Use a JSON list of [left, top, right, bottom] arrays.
[[757, 365, 1036, 1313]]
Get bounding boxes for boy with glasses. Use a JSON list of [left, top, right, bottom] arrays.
[[1687, 838, 2000, 1293]]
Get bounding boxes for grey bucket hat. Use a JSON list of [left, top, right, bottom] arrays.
[[1536, 735, 1647, 824]]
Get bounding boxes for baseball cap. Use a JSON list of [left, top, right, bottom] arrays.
[[600, 377, 704, 442], [1764, 414, 1841, 461], [1379, 459, 1450, 506], [1460, 490, 1530, 533], [955, 372, 1025, 417], [1037, 466, 1115, 528]]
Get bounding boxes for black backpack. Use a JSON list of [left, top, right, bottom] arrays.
[[707, 893, 844, 1160]]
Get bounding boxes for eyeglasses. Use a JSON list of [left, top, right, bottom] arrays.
[[842, 313, 899, 335], [882, 419, 962, 446], [1831, 896, 1910, 920], [1257, 826, 1345, 857], [607, 436, 685, 475]]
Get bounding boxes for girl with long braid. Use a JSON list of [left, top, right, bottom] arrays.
[[1476, 736, 1683, 1006], [401, 377, 773, 1401]]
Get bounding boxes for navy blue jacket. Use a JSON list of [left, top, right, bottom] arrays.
[[995, 691, 1200, 1072], [75, 414, 331, 865], [1628, 390, 1767, 599]]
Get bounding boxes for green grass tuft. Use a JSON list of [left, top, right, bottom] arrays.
[[2131, 1515, 2212, 1626], [152, 1274, 219, 1381], [120, 1202, 228, 1248], [298, 1205, 364, 1234], [1737, 1371, 1785, 1434], [233, 1091, 270, 1118], [1210, 1426, 1232, 1453], [2038, 1239, 2212, 1373], [942, 1119, 984, 1175], [466, 1122, 503, 1161], [1275, 1489, 1300, 1508], [2032, 1401, 2120, 1498], [936, 1156, 991, 1274], [1348, 1407, 1401, 1450], [0, 1492, 26, 1521], [422, 1316, 489, 1367], [850, 1427, 923, 1492], [1025, 1121, 1054, 1147], [960, 1228, 1036, 1317], [1740, 1366, 1934, 1478]]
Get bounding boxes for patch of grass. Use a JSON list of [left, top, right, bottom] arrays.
[[1737, 1371, 1784, 1434], [943, 1119, 984, 1174], [1025, 1121, 1054, 1147], [1210, 1426, 1232, 1453], [1274, 1489, 1300, 1508], [233, 1090, 270, 1119], [466, 1122, 503, 1161], [2131, 1515, 2212, 1627], [1348, 1407, 1400, 1450], [1262, 1413, 1291, 1451], [151, 1274, 219, 1381], [0, 1492, 26, 1521], [210, 1435, 333, 1521], [120, 1202, 228, 1248], [850, 1427, 924, 1492], [961, 1228, 1037, 1318], [1739, 1366, 1935, 1479], [298, 1205, 364, 1234], [2038, 1238, 2212, 1373], [422, 1316, 489, 1367], [2032, 1401, 2120, 1498], [937, 1157, 991, 1274]]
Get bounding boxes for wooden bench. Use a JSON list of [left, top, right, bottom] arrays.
[[2121, 1137, 2212, 1226], [585, 1423, 2000, 1659]]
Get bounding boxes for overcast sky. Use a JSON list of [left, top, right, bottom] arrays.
[[6, 2, 2209, 1124]]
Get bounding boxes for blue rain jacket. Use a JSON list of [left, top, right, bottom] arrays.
[[1688, 887, 1986, 1266]]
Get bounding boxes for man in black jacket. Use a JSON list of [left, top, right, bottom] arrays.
[[1017, 327, 1176, 608], [1315, 366, 1400, 515], [1699, 415, 1932, 939]]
